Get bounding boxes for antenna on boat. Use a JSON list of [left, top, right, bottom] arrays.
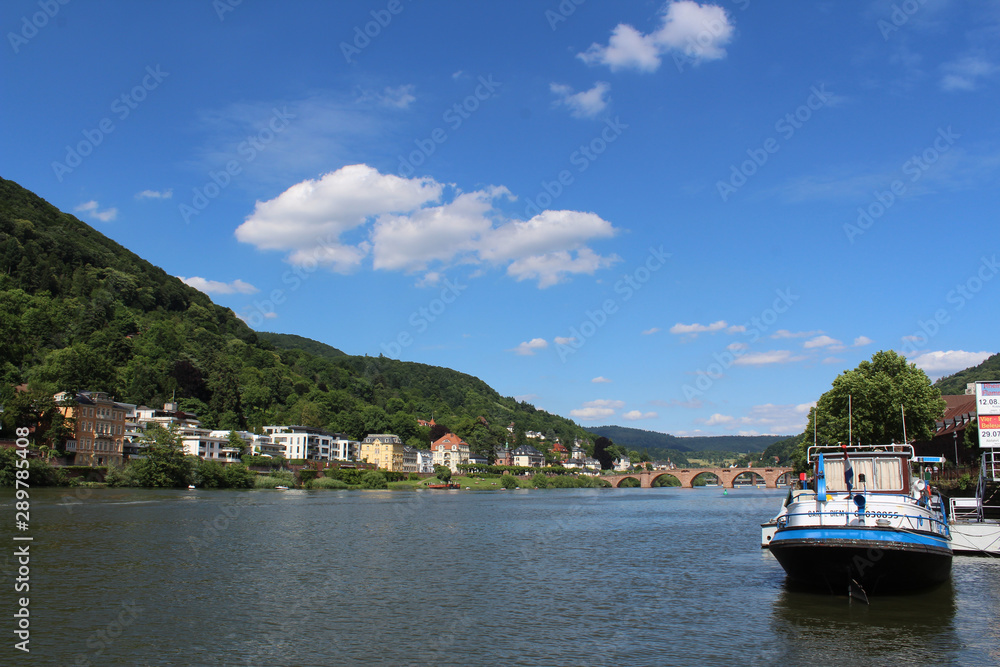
[[901, 404, 908, 444], [848, 394, 852, 447]]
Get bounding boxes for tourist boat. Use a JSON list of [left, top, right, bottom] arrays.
[[274, 485, 289, 490], [426, 483, 460, 489], [767, 444, 951, 595]]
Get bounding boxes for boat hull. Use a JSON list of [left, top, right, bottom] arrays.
[[769, 526, 951, 593]]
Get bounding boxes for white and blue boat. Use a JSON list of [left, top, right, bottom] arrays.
[[767, 444, 951, 595]]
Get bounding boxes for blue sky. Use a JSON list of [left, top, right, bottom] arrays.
[[3, 0, 998, 437]]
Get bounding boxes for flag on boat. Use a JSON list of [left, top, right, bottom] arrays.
[[842, 444, 853, 493]]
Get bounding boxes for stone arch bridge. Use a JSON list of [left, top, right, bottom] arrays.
[[599, 467, 795, 489]]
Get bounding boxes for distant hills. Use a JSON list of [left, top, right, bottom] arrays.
[[588, 425, 789, 456], [933, 353, 1000, 395]]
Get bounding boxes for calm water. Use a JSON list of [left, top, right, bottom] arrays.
[[3, 486, 999, 666]]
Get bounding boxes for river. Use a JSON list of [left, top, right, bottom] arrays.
[[3, 486, 999, 666]]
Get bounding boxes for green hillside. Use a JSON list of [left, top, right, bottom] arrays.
[[588, 424, 789, 457], [0, 176, 593, 457], [933, 353, 1000, 395]]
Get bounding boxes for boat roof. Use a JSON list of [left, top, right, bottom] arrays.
[[807, 443, 914, 461]]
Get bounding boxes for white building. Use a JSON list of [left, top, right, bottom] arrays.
[[416, 449, 434, 474]]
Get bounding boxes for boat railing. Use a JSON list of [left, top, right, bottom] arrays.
[[780, 508, 950, 536], [983, 450, 1000, 484], [807, 443, 914, 460]]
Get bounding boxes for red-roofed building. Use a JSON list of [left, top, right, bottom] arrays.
[[914, 394, 978, 465], [417, 418, 437, 427], [551, 441, 569, 461], [431, 432, 469, 472]]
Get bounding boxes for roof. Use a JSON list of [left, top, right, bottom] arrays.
[[431, 433, 468, 450], [512, 445, 542, 456], [934, 395, 977, 436]]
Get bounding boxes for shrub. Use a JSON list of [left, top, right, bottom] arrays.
[[500, 473, 518, 489], [360, 470, 388, 489], [531, 472, 549, 489]]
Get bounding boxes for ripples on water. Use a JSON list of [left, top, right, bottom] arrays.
[[3, 487, 999, 666]]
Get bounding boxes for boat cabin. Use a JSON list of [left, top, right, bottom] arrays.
[[809, 445, 912, 494]]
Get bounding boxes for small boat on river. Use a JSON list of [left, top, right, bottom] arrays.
[[767, 444, 951, 595]]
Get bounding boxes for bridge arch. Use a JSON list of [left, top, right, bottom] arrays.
[[691, 471, 721, 487], [776, 471, 796, 486], [733, 470, 766, 486], [611, 475, 641, 488], [650, 472, 681, 487]]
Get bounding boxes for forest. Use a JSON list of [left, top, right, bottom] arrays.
[[0, 176, 594, 460]]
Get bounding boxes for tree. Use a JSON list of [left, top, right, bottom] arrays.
[[433, 464, 452, 483], [228, 430, 248, 457], [593, 436, 615, 470], [801, 350, 945, 458], [130, 424, 193, 487]]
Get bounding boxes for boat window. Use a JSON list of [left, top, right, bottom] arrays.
[[823, 457, 903, 492]]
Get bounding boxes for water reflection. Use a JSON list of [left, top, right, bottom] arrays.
[[764, 580, 961, 664]]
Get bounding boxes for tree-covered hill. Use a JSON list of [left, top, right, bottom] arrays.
[[0, 176, 593, 457], [933, 353, 1000, 395], [587, 424, 789, 457]]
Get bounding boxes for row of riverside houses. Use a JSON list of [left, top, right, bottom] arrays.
[[50, 391, 601, 473]]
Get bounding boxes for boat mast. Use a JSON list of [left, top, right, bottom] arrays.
[[849, 394, 852, 446], [901, 404, 908, 444]]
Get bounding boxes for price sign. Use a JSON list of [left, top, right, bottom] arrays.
[[979, 414, 1000, 448], [976, 382, 1000, 415]]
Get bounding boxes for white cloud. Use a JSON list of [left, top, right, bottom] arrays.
[[910, 350, 993, 378], [555, 336, 577, 345], [179, 276, 259, 295], [236, 164, 619, 287], [378, 84, 416, 108], [642, 327, 661, 335], [733, 350, 799, 366], [511, 338, 549, 356], [570, 399, 626, 420], [803, 335, 842, 349], [669, 320, 728, 335], [853, 336, 873, 346], [74, 200, 118, 222], [550, 81, 611, 118], [771, 329, 823, 339], [135, 188, 173, 199], [505, 247, 620, 288], [622, 410, 658, 421], [578, 1, 734, 72], [592, 376, 612, 383], [726, 324, 746, 334], [940, 56, 998, 92], [704, 413, 734, 426], [727, 342, 748, 351]]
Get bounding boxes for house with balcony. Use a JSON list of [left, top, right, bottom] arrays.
[[56, 391, 128, 467], [512, 444, 544, 468], [431, 432, 470, 473], [360, 434, 405, 471]]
